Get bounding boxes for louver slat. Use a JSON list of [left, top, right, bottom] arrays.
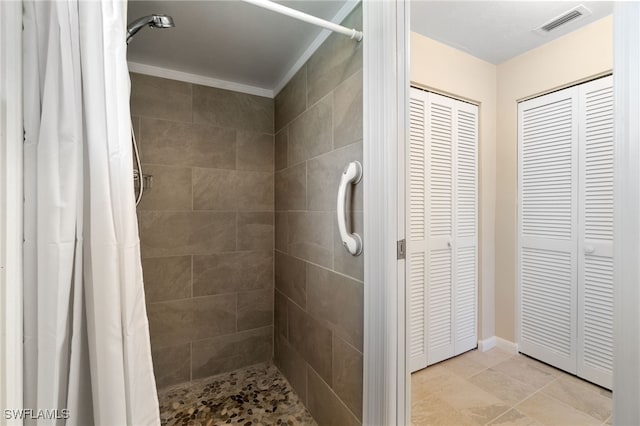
[[518, 86, 578, 374], [426, 93, 454, 365], [578, 76, 614, 389], [454, 104, 478, 355], [408, 92, 428, 372], [409, 89, 478, 370], [429, 248, 452, 351], [521, 97, 574, 240]]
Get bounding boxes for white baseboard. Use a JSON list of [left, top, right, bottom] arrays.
[[495, 337, 519, 354], [478, 336, 518, 354], [478, 337, 496, 352]]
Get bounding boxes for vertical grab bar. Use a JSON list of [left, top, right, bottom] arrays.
[[337, 161, 363, 256]]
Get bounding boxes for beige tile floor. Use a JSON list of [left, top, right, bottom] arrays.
[[412, 348, 612, 426]]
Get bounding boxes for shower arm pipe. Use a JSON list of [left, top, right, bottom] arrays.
[[241, 0, 363, 41]]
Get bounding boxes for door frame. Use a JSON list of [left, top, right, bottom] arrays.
[[393, 3, 640, 424], [613, 3, 640, 423], [362, 0, 409, 424], [0, 0, 24, 421]]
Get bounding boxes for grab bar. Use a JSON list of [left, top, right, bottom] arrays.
[[337, 161, 363, 256]]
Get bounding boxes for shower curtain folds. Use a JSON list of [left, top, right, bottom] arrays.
[[22, 1, 159, 424]]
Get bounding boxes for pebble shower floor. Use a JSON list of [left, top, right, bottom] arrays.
[[158, 362, 317, 426]]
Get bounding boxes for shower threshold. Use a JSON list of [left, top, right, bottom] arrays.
[[158, 362, 316, 426]]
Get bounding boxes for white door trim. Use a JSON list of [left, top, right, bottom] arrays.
[[0, 1, 24, 423], [362, 0, 409, 424], [613, 3, 640, 423]]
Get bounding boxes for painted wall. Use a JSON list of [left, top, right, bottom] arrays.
[[131, 73, 275, 388], [273, 6, 364, 425], [410, 32, 497, 342], [495, 16, 613, 341]]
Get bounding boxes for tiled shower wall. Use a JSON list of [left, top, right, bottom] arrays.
[[130, 73, 275, 389], [273, 6, 364, 425]]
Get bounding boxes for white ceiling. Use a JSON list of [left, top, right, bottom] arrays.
[[411, 1, 613, 65], [127, 1, 613, 97], [126, 0, 356, 96]]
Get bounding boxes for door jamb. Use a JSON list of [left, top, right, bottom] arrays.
[[362, 0, 409, 424]]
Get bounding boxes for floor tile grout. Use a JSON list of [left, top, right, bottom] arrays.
[[412, 348, 611, 426]]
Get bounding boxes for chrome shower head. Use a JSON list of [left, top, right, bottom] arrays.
[[126, 14, 175, 44]]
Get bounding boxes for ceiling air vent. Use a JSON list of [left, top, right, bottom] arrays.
[[534, 5, 591, 35]]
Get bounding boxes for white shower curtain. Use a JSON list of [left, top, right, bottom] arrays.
[[22, 1, 160, 425]]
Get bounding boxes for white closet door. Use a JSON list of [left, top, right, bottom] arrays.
[[518, 86, 579, 373], [454, 102, 478, 355], [408, 89, 429, 372], [577, 76, 614, 389], [426, 92, 456, 365], [408, 88, 478, 371]]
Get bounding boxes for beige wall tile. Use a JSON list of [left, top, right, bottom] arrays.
[[306, 264, 363, 351], [275, 128, 288, 171], [133, 71, 277, 384], [237, 131, 274, 172], [306, 141, 362, 211], [275, 251, 306, 308], [288, 302, 333, 385], [333, 71, 363, 149], [139, 211, 236, 258], [237, 212, 274, 251], [193, 84, 273, 133], [192, 168, 273, 211], [192, 251, 272, 296], [274, 333, 307, 403], [288, 94, 333, 166], [137, 165, 192, 211], [305, 7, 362, 106], [287, 211, 333, 268], [142, 255, 191, 303], [130, 73, 192, 122], [307, 366, 360, 426], [191, 327, 272, 379], [275, 212, 288, 253], [275, 163, 306, 211], [237, 288, 274, 331], [274, 289, 288, 338], [275, 65, 307, 131], [151, 344, 191, 389], [332, 212, 364, 281], [332, 336, 363, 420], [140, 118, 236, 169], [147, 293, 236, 347]]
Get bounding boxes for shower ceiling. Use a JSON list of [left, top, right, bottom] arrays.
[[127, 0, 355, 95], [411, 1, 613, 65]]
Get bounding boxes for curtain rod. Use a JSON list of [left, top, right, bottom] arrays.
[[241, 0, 363, 42]]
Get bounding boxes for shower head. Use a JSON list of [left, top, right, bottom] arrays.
[[126, 14, 175, 44]]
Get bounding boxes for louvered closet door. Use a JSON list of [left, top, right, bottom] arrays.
[[577, 76, 614, 389], [454, 101, 478, 356], [425, 92, 456, 365], [408, 89, 429, 372], [408, 89, 478, 372], [518, 86, 579, 374]]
